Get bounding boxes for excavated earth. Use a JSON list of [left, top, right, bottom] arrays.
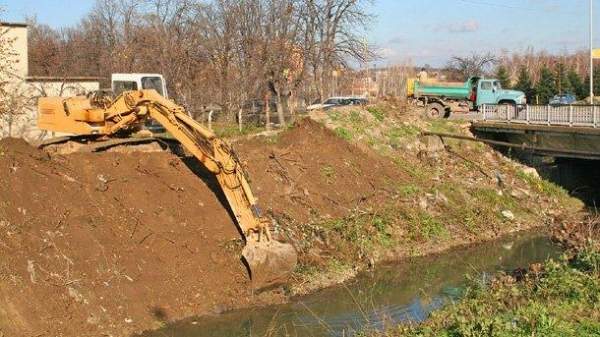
[[0, 119, 408, 337]]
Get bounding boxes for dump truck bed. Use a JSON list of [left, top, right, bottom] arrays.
[[414, 80, 471, 99]]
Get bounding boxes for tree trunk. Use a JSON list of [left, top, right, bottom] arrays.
[[276, 91, 285, 127], [288, 90, 296, 124], [264, 92, 271, 131]]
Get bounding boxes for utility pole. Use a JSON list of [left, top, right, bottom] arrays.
[[590, 0, 595, 103]]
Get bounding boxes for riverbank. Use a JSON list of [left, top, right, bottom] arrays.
[[0, 105, 585, 337], [374, 219, 600, 337]]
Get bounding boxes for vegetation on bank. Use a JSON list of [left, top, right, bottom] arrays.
[[375, 245, 600, 337], [290, 105, 583, 293]]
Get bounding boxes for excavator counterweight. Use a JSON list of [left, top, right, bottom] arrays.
[[37, 89, 297, 289]]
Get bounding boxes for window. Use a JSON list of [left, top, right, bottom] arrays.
[[493, 81, 502, 89], [480, 81, 493, 90], [113, 81, 137, 96], [141, 77, 165, 96], [324, 98, 340, 105]]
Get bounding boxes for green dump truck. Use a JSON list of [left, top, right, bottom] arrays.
[[407, 76, 526, 117]]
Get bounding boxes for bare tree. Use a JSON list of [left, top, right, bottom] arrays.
[[446, 52, 497, 80], [25, 0, 376, 126]]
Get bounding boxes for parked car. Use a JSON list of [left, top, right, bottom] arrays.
[[306, 96, 368, 111], [549, 94, 577, 106]]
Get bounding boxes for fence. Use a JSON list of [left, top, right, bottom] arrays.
[[481, 104, 600, 128]]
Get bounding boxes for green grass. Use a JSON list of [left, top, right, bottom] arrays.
[[335, 127, 353, 141], [386, 125, 422, 148], [427, 119, 461, 134], [213, 124, 265, 138], [378, 247, 600, 337], [367, 106, 385, 122], [517, 170, 568, 199], [320, 165, 336, 184], [319, 211, 395, 257], [403, 210, 448, 241], [398, 184, 421, 198]]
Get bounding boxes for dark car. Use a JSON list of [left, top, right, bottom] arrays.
[[549, 94, 577, 106]]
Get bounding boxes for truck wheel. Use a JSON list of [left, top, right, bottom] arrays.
[[426, 103, 446, 118]]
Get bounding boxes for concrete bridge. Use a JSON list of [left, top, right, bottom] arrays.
[[470, 104, 600, 160]]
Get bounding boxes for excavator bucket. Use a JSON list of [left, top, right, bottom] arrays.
[[242, 240, 297, 290]]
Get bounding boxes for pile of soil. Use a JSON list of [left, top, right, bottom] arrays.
[[0, 119, 405, 337], [236, 119, 408, 224]]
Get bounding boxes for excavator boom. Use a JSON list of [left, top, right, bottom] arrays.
[[37, 90, 297, 289]]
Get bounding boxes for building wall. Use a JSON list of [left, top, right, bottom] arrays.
[[1, 23, 28, 79], [0, 23, 101, 142], [0, 80, 100, 141]]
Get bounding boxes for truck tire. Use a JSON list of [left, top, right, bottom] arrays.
[[425, 103, 447, 118]]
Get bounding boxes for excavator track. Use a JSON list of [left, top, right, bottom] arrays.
[[39, 136, 179, 153]]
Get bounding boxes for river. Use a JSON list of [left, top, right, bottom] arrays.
[[141, 233, 560, 337]]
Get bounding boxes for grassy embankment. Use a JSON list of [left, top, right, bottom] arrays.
[[288, 104, 583, 293]]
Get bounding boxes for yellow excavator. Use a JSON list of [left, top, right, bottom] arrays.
[[37, 89, 297, 289]]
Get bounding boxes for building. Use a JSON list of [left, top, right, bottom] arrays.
[[0, 22, 101, 141]]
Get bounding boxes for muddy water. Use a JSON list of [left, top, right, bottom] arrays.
[[142, 233, 560, 337]]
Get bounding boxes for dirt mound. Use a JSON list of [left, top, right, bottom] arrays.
[[0, 120, 407, 337], [0, 138, 259, 337], [236, 118, 408, 224]]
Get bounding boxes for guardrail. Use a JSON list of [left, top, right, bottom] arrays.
[[481, 104, 600, 128]]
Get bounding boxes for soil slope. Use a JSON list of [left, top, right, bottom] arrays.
[[0, 119, 405, 337]]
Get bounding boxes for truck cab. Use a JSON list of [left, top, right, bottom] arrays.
[[475, 79, 526, 107], [111, 74, 169, 99]]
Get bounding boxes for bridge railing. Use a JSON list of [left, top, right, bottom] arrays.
[[481, 104, 599, 128]]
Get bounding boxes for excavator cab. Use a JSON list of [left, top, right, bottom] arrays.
[[112, 74, 169, 98], [112, 74, 169, 133]]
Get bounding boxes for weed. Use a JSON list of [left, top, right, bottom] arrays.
[[517, 170, 568, 198], [367, 106, 385, 122], [386, 125, 421, 148], [427, 119, 460, 134], [319, 211, 395, 256], [335, 127, 353, 141], [405, 211, 447, 241], [328, 110, 342, 121], [392, 157, 427, 181], [213, 124, 265, 138], [398, 184, 420, 198], [349, 110, 364, 124], [320, 165, 336, 183]]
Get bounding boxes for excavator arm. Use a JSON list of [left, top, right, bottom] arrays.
[[38, 90, 297, 288]]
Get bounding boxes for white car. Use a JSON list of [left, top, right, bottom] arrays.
[[306, 96, 368, 111]]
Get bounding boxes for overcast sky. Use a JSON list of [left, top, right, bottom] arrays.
[[1, 0, 597, 67]]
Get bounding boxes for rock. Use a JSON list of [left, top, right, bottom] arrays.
[[87, 315, 100, 325], [501, 210, 515, 221], [495, 172, 506, 188], [67, 287, 86, 303], [510, 189, 524, 200], [521, 167, 540, 179], [419, 135, 445, 153], [26, 260, 36, 284], [434, 191, 448, 205], [418, 197, 428, 210]]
